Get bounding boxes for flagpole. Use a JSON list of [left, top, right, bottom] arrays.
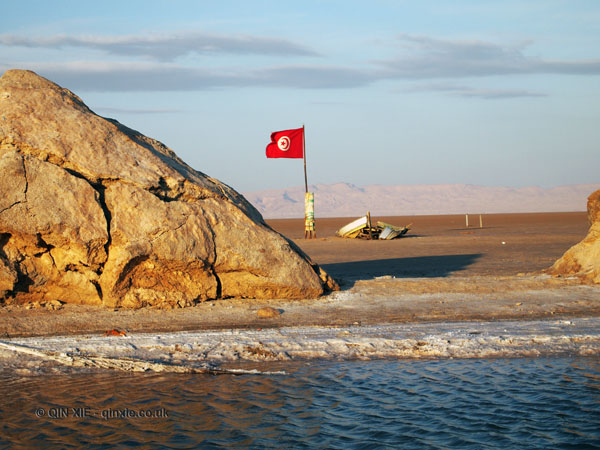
[[303, 124, 308, 194]]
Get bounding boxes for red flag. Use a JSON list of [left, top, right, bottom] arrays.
[[266, 127, 304, 159]]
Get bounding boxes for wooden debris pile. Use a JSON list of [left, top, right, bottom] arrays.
[[335, 212, 411, 240]]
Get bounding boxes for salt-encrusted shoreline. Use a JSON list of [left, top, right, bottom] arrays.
[[1, 318, 599, 374]]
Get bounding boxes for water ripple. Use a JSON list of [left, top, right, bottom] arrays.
[[1, 357, 599, 448]]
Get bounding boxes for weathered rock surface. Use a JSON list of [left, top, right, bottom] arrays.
[[550, 189, 600, 283], [0, 69, 337, 308], [256, 306, 281, 318]]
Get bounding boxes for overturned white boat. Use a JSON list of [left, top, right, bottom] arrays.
[[336, 213, 410, 240]]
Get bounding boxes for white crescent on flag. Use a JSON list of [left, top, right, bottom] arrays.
[[277, 136, 290, 151]]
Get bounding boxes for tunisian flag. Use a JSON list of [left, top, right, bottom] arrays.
[[266, 127, 304, 158]]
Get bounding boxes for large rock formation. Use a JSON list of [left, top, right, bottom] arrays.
[[0, 69, 336, 308], [550, 189, 600, 283]]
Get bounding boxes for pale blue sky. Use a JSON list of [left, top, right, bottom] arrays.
[[1, 0, 599, 192]]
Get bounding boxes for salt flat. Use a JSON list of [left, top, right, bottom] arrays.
[[2, 212, 599, 339]]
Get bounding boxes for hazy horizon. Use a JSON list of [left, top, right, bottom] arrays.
[[243, 181, 599, 218]]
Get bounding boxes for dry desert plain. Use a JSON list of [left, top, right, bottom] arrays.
[[2, 211, 600, 338]]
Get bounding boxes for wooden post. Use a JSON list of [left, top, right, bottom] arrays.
[[465, 214, 469, 228], [302, 125, 316, 239], [304, 192, 315, 239], [479, 214, 483, 228]]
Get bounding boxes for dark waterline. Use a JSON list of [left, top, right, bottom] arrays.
[[1, 357, 599, 449]]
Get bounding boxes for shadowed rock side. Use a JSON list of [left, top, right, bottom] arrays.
[[0, 69, 337, 308], [550, 189, 600, 283]]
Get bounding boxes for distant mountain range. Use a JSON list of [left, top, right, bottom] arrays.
[[243, 183, 600, 218]]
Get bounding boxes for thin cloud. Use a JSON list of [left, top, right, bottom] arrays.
[[378, 34, 600, 79], [0, 31, 319, 61], [251, 65, 373, 89], [458, 88, 546, 99], [2, 32, 599, 93], [407, 82, 547, 99], [95, 106, 184, 114], [3, 61, 372, 91]]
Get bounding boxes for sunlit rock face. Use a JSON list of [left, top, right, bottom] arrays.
[[551, 189, 600, 283], [0, 69, 336, 308]]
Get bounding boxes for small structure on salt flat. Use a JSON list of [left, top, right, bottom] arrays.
[[336, 212, 411, 240]]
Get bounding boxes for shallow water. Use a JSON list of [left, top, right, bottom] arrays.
[[1, 357, 599, 449]]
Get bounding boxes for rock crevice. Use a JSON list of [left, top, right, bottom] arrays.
[[89, 180, 112, 270]]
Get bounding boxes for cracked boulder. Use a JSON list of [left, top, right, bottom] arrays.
[[550, 189, 600, 283], [0, 69, 337, 308]]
